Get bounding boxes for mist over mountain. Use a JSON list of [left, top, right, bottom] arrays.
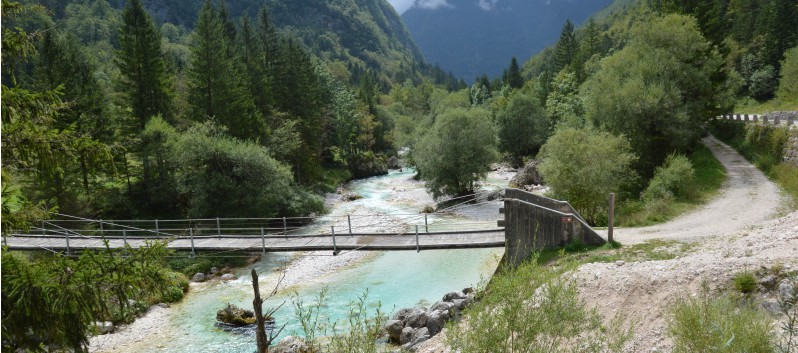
[[401, 0, 614, 81]]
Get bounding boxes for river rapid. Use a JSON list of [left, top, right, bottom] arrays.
[[91, 169, 509, 353]]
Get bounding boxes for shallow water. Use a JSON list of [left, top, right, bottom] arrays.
[[120, 170, 505, 352]]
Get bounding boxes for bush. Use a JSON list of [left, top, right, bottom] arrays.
[[733, 272, 757, 294], [538, 128, 638, 225], [669, 289, 773, 353], [642, 154, 695, 201]]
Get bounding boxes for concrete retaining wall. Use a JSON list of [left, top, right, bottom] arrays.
[[500, 189, 605, 267], [716, 111, 797, 127]]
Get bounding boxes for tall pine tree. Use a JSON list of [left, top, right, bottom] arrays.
[[502, 57, 524, 89], [553, 19, 577, 74], [117, 0, 171, 130]]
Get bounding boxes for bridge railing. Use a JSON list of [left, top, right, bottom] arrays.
[[715, 112, 797, 127]]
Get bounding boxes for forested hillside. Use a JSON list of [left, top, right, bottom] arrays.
[[1, 0, 463, 226]]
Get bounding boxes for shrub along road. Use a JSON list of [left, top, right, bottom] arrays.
[[605, 134, 788, 245]]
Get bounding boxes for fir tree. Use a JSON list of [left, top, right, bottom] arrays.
[[553, 19, 577, 73], [116, 0, 171, 129], [503, 57, 524, 89]]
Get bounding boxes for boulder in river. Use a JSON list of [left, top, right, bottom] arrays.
[[349, 152, 389, 178], [272, 336, 308, 353], [191, 273, 206, 282], [442, 291, 466, 302], [509, 160, 544, 188], [385, 319, 405, 343], [94, 321, 114, 334], [216, 303, 257, 326], [400, 327, 415, 345], [388, 155, 401, 169], [220, 273, 237, 281]]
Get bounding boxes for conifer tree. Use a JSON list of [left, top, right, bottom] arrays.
[[553, 19, 577, 73], [188, 0, 263, 141], [503, 57, 524, 89], [117, 0, 171, 130]]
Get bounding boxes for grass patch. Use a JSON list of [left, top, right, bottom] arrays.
[[710, 120, 798, 208], [536, 239, 696, 266], [617, 145, 726, 227], [732, 271, 757, 294]]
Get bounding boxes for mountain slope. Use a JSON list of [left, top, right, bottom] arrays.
[[401, 0, 615, 81]]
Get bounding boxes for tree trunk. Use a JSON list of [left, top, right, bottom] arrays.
[[252, 269, 268, 353]]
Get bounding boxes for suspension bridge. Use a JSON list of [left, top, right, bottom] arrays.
[[2, 189, 604, 261]]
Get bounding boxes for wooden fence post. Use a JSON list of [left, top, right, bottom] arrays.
[[260, 227, 266, 255], [331, 226, 337, 255], [608, 193, 616, 243], [348, 215, 352, 234], [415, 225, 420, 252], [189, 227, 195, 258]]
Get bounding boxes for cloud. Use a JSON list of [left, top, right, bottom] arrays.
[[387, 0, 416, 14], [478, 0, 499, 11], [416, 0, 454, 10]]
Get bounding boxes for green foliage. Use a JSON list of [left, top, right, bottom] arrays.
[[538, 128, 638, 225], [502, 57, 524, 89], [669, 288, 774, 353], [749, 66, 778, 100], [117, 0, 172, 129], [618, 145, 725, 226], [777, 46, 798, 101], [1, 242, 179, 352], [291, 288, 386, 353], [582, 13, 733, 176], [448, 257, 632, 353], [167, 251, 251, 276], [545, 70, 584, 129], [732, 272, 757, 294], [642, 154, 695, 201], [173, 122, 323, 218], [414, 107, 499, 198], [496, 91, 549, 166]]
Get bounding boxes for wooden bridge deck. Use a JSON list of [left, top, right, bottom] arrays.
[[3, 229, 506, 253]]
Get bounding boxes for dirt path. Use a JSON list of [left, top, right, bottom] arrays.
[[606, 134, 788, 245]]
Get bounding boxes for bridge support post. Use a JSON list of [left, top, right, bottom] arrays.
[[331, 226, 337, 256], [348, 215, 352, 234], [415, 225, 420, 253], [283, 217, 287, 236], [424, 214, 428, 233], [189, 227, 195, 258], [260, 227, 266, 255], [123, 229, 128, 248], [155, 219, 160, 238], [65, 233, 71, 256], [608, 193, 615, 243], [42, 220, 46, 236], [99, 219, 104, 237], [217, 217, 221, 239]]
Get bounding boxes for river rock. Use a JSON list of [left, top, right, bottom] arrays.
[[220, 273, 237, 281], [463, 287, 474, 295], [509, 160, 544, 188], [758, 274, 777, 289], [191, 272, 206, 282], [451, 299, 468, 310], [385, 319, 404, 342], [405, 311, 427, 329], [780, 280, 796, 303], [216, 303, 256, 326], [425, 309, 448, 336], [402, 331, 430, 352], [442, 291, 466, 302], [94, 321, 114, 334], [272, 336, 308, 353], [387, 156, 401, 169], [400, 327, 415, 345], [392, 307, 415, 321], [430, 301, 453, 312], [349, 153, 389, 178], [210, 267, 219, 274]]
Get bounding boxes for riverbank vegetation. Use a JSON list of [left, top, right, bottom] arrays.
[[1, 243, 187, 352]]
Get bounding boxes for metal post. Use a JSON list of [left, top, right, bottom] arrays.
[[189, 227, 196, 258], [415, 225, 420, 253], [42, 220, 46, 236], [155, 219, 160, 238], [283, 217, 287, 236], [260, 227, 266, 255], [331, 226, 337, 255], [424, 214, 429, 233], [216, 217, 221, 239], [65, 233, 71, 255], [123, 229, 128, 247], [347, 215, 352, 234], [99, 219, 104, 237], [608, 193, 616, 243]]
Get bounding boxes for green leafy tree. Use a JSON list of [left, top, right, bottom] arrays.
[[545, 70, 584, 129], [761, 0, 798, 70], [116, 0, 172, 129], [538, 128, 638, 225], [582, 14, 732, 176], [414, 107, 498, 198], [496, 92, 549, 166], [777, 46, 798, 101]]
